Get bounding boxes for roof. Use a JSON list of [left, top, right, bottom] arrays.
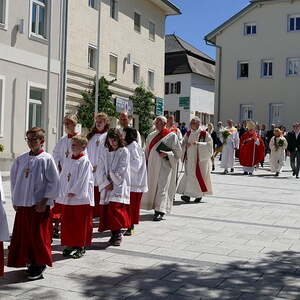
[[165, 34, 215, 79], [149, 0, 181, 16]]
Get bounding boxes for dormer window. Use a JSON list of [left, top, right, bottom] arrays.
[[244, 23, 256, 35]]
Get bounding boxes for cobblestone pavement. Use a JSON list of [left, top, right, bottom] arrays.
[[1, 157, 300, 299]]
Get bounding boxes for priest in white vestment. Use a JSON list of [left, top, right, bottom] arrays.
[[141, 116, 182, 221], [177, 117, 213, 203]]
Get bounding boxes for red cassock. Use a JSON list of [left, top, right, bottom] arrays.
[[239, 130, 265, 167], [93, 187, 101, 218], [0, 242, 4, 276], [99, 202, 130, 232], [7, 207, 53, 267], [128, 192, 142, 225], [60, 204, 93, 247], [52, 202, 63, 220]]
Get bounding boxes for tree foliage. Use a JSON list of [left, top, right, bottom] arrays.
[[130, 85, 155, 138], [77, 76, 118, 129]]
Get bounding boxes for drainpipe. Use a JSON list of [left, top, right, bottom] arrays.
[[205, 39, 222, 125]]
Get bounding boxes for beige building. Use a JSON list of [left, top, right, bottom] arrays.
[[0, 0, 63, 170], [66, 0, 180, 119], [205, 0, 300, 129]]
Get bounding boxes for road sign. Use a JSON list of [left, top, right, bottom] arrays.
[[155, 97, 164, 116], [179, 97, 190, 109]]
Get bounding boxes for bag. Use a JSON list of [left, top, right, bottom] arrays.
[[156, 142, 172, 153]]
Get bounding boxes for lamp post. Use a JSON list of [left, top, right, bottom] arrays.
[[95, 0, 102, 114]]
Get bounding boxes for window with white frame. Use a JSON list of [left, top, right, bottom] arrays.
[[244, 23, 256, 35], [109, 54, 118, 77], [240, 104, 254, 121], [148, 70, 154, 90], [133, 64, 140, 84], [261, 60, 273, 77], [31, 0, 47, 38], [134, 12, 141, 33], [88, 0, 97, 9], [288, 15, 300, 31], [0, 76, 5, 137], [110, 0, 118, 20], [269, 103, 283, 125], [149, 21, 155, 41], [287, 58, 299, 76], [0, 0, 7, 27], [88, 45, 97, 69], [238, 61, 249, 78], [28, 85, 45, 129]]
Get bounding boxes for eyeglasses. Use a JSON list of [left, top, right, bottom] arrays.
[[25, 137, 40, 142]]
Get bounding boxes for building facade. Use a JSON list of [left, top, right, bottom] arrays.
[[66, 0, 180, 123], [164, 34, 215, 126], [205, 0, 300, 129], [0, 0, 63, 170]]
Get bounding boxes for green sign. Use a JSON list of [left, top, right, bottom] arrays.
[[155, 97, 164, 116], [179, 97, 190, 109]]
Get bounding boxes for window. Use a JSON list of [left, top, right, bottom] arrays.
[[0, 76, 5, 137], [88, 45, 97, 69], [238, 61, 249, 78], [240, 104, 254, 121], [31, 0, 47, 38], [133, 64, 140, 84], [165, 82, 169, 95], [134, 12, 141, 33], [289, 15, 300, 31], [110, 0, 118, 20], [269, 103, 283, 126], [28, 85, 45, 129], [175, 81, 181, 94], [109, 54, 118, 77], [287, 58, 299, 76], [0, 0, 7, 28], [148, 70, 154, 90], [88, 0, 97, 9], [149, 21, 155, 41], [166, 82, 181, 94], [244, 23, 256, 35], [170, 83, 175, 94], [262, 60, 273, 77]]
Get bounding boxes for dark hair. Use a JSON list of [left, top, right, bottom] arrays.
[[26, 127, 45, 139], [124, 127, 137, 145], [104, 128, 125, 150]]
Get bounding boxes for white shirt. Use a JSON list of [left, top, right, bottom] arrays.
[[10, 151, 60, 207], [57, 154, 94, 206], [52, 135, 73, 169], [0, 172, 9, 241]]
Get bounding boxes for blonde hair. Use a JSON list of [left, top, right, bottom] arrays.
[[207, 122, 214, 130], [72, 135, 88, 147], [95, 112, 109, 122], [64, 114, 78, 125], [274, 128, 282, 135], [26, 127, 45, 139], [246, 121, 256, 130]]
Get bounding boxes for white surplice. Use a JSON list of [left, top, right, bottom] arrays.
[[127, 141, 148, 193], [57, 155, 94, 206], [87, 132, 107, 184], [118, 127, 142, 147], [52, 136, 73, 169], [10, 151, 60, 206], [141, 131, 182, 214], [0, 172, 9, 241], [95, 147, 131, 205], [177, 129, 213, 198], [269, 136, 288, 173], [220, 128, 239, 169]]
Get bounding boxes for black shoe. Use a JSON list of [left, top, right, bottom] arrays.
[[275, 172, 279, 177], [53, 228, 59, 239], [292, 171, 296, 176], [223, 170, 228, 175], [296, 176, 299, 179], [181, 195, 190, 203], [194, 197, 202, 203], [212, 165, 215, 171], [109, 233, 122, 246], [249, 173, 253, 176], [230, 168, 234, 173], [243, 172, 248, 175], [27, 265, 46, 280], [153, 211, 164, 221]]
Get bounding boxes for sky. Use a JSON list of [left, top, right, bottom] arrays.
[[166, 0, 250, 59]]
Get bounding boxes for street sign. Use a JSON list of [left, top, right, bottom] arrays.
[[155, 97, 164, 116], [179, 97, 190, 109]]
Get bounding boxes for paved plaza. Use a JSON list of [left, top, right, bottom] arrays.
[[1, 158, 300, 299]]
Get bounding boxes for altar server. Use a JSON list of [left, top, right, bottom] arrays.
[[123, 128, 148, 236], [8, 127, 59, 280], [95, 129, 131, 246], [57, 136, 94, 259]]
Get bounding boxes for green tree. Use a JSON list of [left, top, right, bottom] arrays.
[[130, 85, 155, 138], [77, 76, 118, 129]]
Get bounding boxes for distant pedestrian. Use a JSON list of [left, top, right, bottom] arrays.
[[287, 123, 300, 179], [206, 123, 218, 170], [180, 122, 188, 136]]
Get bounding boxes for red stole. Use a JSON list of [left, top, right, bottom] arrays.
[[29, 149, 44, 156], [148, 128, 171, 155], [67, 133, 77, 139], [185, 130, 208, 193]]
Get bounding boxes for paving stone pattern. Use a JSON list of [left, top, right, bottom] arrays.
[[1, 157, 300, 299]]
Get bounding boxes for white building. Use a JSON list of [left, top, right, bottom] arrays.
[[205, 0, 300, 129], [164, 34, 215, 126], [66, 0, 181, 121], [0, 0, 63, 170]]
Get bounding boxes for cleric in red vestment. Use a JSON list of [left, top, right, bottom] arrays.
[[239, 121, 265, 175]]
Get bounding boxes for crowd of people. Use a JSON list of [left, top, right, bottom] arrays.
[[0, 112, 299, 282]]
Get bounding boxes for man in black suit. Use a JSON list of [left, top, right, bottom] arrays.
[[287, 123, 300, 179]]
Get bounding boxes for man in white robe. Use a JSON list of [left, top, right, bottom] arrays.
[[166, 115, 183, 142], [177, 117, 213, 203], [220, 120, 239, 174], [141, 116, 182, 221]]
